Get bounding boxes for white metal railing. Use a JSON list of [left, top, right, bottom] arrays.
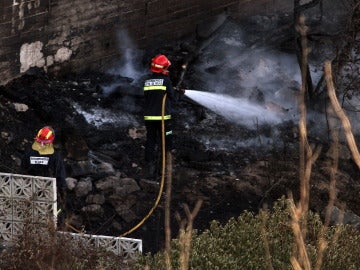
[[0, 173, 142, 257], [59, 232, 143, 260]]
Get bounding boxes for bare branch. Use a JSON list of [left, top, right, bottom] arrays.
[[324, 61, 360, 169]]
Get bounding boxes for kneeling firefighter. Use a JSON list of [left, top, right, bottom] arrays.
[[143, 54, 185, 180]]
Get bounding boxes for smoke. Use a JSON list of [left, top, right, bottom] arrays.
[[89, 28, 146, 128], [97, 28, 146, 121], [187, 24, 303, 133], [111, 28, 145, 80], [184, 19, 348, 149], [192, 44, 303, 109], [103, 28, 146, 97]]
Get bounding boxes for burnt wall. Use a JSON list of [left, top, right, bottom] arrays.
[[0, 0, 292, 85]]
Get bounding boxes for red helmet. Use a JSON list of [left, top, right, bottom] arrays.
[[150, 54, 171, 75], [35, 126, 55, 145]]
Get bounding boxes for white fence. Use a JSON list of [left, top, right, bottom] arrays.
[[0, 173, 142, 258], [61, 232, 143, 259], [0, 173, 57, 240]]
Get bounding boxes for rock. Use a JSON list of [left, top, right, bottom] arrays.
[[66, 177, 78, 190], [66, 160, 95, 177], [128, 126, 146, 139], [1, 132, 13, 144], [117, 208, 137, 223], [12, 103, 29, 112], [138, 179, 160, 193], [97, 162, 115, 174], [75, 178, 93, 197], [95, 175, 121, 191], [114, 178, 140, 195], [110, 194, 138, 223], [86, 194, 105, 205]]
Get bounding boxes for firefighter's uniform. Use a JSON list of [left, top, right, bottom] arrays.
[[143, 55, 177, 179]]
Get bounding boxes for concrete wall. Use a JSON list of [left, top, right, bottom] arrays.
[[0, 0, 293, 85]]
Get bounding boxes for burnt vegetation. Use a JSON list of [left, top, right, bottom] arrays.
[[1, 0, 360, 269]]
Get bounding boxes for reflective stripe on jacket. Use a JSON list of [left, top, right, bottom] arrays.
[[144, 115, 171, 120], [144, 85, 167, 91], [143, 73, 175, 120]]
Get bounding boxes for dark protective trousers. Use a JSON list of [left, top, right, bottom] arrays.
[[145, 120, 173, 163]]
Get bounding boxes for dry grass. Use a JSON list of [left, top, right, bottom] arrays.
[[0, 217, 128, 270]]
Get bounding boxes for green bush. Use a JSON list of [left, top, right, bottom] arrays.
[[135, 197, 360, 270]]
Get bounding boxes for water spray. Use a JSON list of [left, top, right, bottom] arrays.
[[182, 89, 282, 127]]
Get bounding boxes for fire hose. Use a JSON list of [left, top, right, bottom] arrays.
[[118, 93, 168, 237]]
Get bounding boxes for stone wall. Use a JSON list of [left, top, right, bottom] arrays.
[[0, 0, 293, 85]]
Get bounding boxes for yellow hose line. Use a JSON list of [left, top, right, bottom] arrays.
[[119, 93, 168, 237]]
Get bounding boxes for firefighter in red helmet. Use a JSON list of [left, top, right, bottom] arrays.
[[22, 126, 67, 195], [143, 54, 184, 179], [150, 54, 171, 75]]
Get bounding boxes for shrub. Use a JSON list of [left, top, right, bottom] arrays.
[[135, 197, 360, 270]]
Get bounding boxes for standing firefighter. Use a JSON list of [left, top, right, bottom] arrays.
[[22, 126, 67, 198], [143, 54, 184, 179]]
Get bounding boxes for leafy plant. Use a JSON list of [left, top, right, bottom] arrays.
[[135, 197, 360, 270]]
